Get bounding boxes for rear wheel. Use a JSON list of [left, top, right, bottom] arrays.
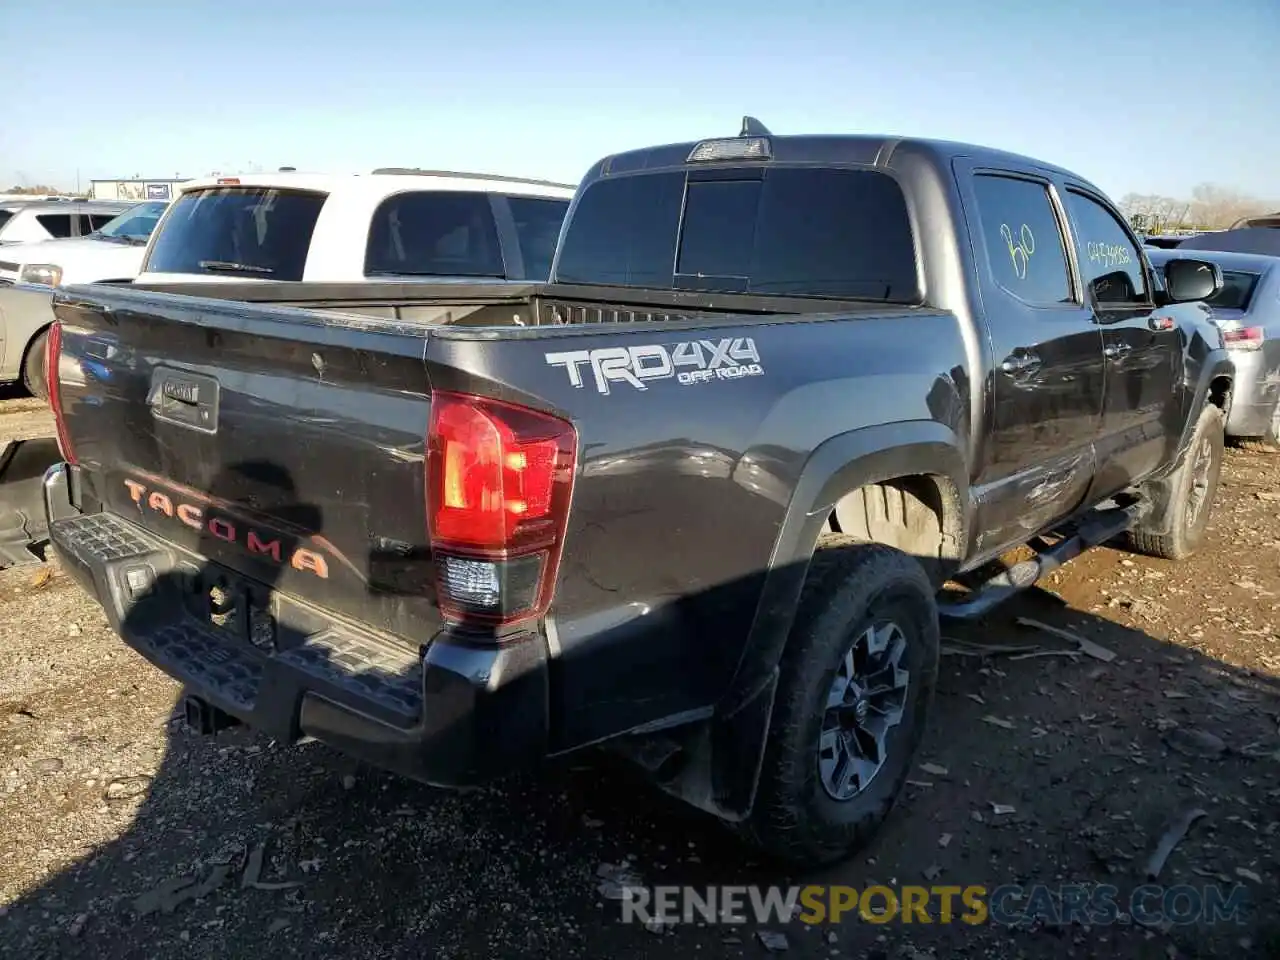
[[740, 538, 939, 866], [22, 329, 48, 401], [1127, 404, 1224, 560]]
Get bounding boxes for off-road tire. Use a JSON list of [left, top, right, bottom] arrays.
[[739, 538, 939, 866], [1127, 404, 1224, 560], [22, 329, 48, 401]]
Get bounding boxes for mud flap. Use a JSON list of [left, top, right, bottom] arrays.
[[0, 438, 62, 569]]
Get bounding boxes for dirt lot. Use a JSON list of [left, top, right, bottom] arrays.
[[0, 396, 1277, 960]]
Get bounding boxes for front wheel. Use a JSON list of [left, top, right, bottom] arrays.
[[1127, 404, 1224, 561], [740, 538, 939, 866], [23, 329, 48, 401]]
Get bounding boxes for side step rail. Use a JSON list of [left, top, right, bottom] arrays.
[[939, 501, 1148, 620]]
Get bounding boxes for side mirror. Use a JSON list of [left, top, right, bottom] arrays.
[[1162, 258, 1223, 303]]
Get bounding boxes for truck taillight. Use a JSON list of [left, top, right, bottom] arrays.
[[45, 320, 76, 465], [426, 391, 576, 629], [1222, 325, 1264, 351]]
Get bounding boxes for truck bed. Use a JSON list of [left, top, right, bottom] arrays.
[[50, 280, 968, 752]]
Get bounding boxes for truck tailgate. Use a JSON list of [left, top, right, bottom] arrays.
[[52, 288, 442, 643]]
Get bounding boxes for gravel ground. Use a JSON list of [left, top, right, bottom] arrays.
[[0, 396, 1277, 960]]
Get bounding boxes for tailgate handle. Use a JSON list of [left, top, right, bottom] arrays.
[[148, 368, 220, 433]]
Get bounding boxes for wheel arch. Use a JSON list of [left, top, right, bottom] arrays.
[[693, 421, 969, 820], [19, 321, 52, 395]]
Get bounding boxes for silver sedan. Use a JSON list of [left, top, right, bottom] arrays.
[[1149, 248, 1280, 447]]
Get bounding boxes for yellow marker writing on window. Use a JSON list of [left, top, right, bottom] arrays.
[[999, 223, 1036, 280]]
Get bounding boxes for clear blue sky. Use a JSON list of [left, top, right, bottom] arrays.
[[3, 0, 1276, 201]]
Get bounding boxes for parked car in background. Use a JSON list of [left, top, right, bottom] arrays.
[[0, 201, 169, 398], [0, 200, 168, 286], [1149, 248, 1280, 449], [1179, 226, 1280, 259], [136, 170, 575, 284], [0, 199, 132, 246], [1142, 235, 1188, 249]]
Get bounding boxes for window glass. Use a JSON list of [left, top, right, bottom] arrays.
[[36, 214, 73, 238], [507, 196, 569, 280], [554, 172, 683, 287], [146, 188, 327, 280], [677, 180, 759, 280], [1066, 190, 1147, 304], [557, 167, 918, 301], [971, 175, 1072, 304], [749, 169, 916, 299], [1205, 270, 1259, 311], [365, 191, 504, 278], [96, 201, 166, 243]]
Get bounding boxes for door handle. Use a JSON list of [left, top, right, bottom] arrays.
[[1001, 352, 1042, 375], [1103, 342, 1132, 360]]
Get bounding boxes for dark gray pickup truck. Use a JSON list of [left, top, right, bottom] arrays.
[[42, 121, 1234, 865]]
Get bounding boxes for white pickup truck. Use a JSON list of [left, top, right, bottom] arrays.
[[135, 169, 576, 285]]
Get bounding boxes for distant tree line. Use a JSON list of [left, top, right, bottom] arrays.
[[4, 185, 70, 195], [1120, 183, 1277, 234]]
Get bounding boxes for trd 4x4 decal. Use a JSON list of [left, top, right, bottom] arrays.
[[545, 337, 763, 395]]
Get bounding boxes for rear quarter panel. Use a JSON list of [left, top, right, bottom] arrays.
[[425, 311, 971, 748]]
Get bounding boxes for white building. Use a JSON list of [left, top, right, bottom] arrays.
[[89, 178, 189, 202]]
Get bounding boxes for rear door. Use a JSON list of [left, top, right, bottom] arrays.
[[1060, 187, 1180, 493], [957, 165, 1105, 558]]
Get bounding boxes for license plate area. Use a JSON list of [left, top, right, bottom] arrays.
[[178, 562, 278, 653]]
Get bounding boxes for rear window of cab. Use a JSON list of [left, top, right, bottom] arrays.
[[144, 187, 328, 280], [553, 167, 920, 301]]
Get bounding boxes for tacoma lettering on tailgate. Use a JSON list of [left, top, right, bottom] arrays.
[[123, 478, 330, 578], [545, 337, 763, 395]]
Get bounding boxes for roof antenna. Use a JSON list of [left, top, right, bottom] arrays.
[[740, 116, 772, 137]]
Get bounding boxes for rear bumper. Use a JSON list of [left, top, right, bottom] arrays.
[[1224, 348, 1280, 438], [43, 463, 549, 787]]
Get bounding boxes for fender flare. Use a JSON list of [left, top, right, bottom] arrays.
[[1175, 348, 1234, 458], [705, 420, 969, 818], [1141, 348, 1234, 535]]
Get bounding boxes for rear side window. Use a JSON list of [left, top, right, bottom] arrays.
[[145, 188, 327, 280], [1065, 190, 1148, 305], [971, 174, 1073, 305], [555, 168, 918, 300], [507, 196, 569, 280], [554, 172, 683, 287], [0, 210, 12, 231], [1206, 270, 1259, 311], [365, 191, 503, 278], [36, 214, 74, 238]]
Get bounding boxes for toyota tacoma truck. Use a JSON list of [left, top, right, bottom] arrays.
[[42, 120, 1233, 865]]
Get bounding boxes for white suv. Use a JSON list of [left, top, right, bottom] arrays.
[[0, 201, 168, 286], [136, 169, 576, 284], [0, 199, 132, 247]]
